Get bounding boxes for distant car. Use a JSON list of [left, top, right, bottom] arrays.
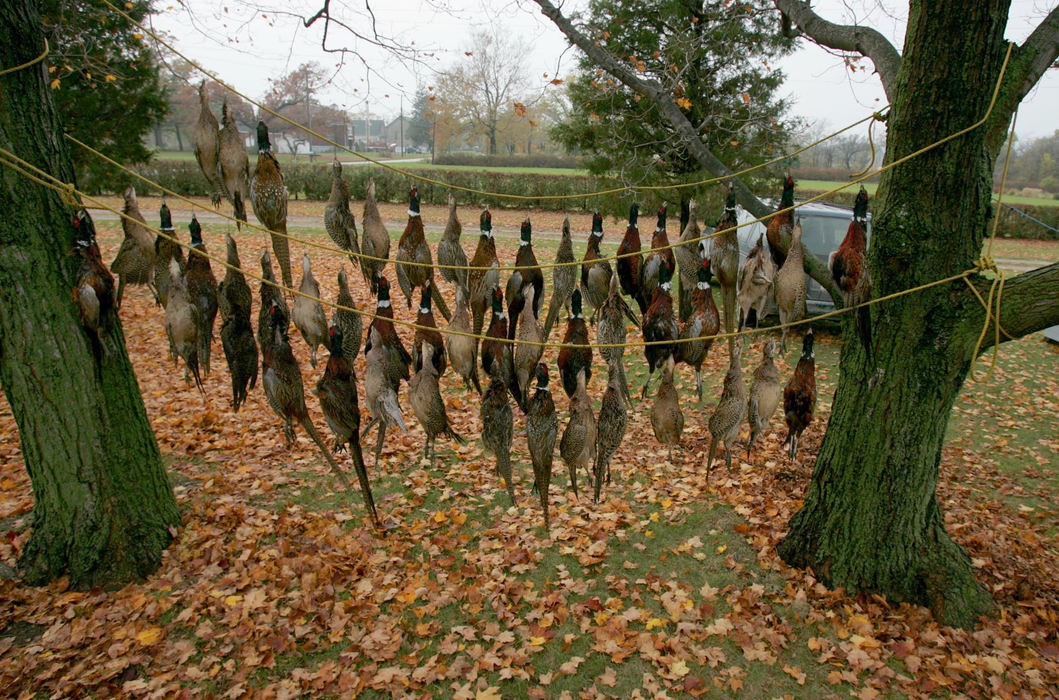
[[707, 200, 870, 316]]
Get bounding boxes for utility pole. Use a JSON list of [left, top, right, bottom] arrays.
[[431, 112, 437, 165]]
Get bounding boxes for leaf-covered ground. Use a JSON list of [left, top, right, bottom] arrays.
[[0, 198, 1057, 698]]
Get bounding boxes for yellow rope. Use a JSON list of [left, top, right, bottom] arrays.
[[964, 107, 1019, 381], [848, 111, 884, 180], [0, 39, 49, 77], [97, 0, 878, 201], [0, 145, 1010, 355]]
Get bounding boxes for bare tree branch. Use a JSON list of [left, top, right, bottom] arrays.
[[534, 0, 843, 304], [773, 0, 901, 101], [962, 261, 1059, 353]]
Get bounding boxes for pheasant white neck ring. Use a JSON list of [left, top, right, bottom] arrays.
[[377, 300, 391, 308]]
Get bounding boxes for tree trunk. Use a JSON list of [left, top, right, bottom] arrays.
[[777, 0, 1014, 628], [0, 0, 179, 589], [173, 123, 183, 152]]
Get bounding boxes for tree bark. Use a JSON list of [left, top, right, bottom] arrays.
[[776, 0, 1059, 628], [0, 0, 179, 589]]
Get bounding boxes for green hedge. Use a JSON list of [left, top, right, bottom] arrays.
[[125, 160, 1058, 239], [434, 153, 584, 169]]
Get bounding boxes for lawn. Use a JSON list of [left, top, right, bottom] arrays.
[[0, 204, 1056, 697], [801, 179, 1059, 208]]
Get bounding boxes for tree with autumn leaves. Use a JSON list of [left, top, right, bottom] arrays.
[[39, 0, 167, 188]]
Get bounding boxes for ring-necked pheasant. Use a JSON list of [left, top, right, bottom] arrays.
[[164, 258, 203, 394], [262, 303, 363, 508], [746, 338, 782, 458], [640, 263, 678, 399], [706, 338, 746, 480], [257, 249, 289, 355], [360, 179, 389, 294], [447, 286, 481, 394], [617, 203, 646, 315], [481, 371, 515, 503], [185, 215, 218, 376], [250, 121, 292, 290], [505, 218, 544, 340], [676, 258, 720, 402], [111, 186, 156, 308], [526, 363, 558, 529], [542, 217, 575, 340], [363, 325, 409, 463], [597, 274, 634, 407], [292, 253, 329, 369], [437, 194, 469, 299], [513, 284, 544, 412], [314, 324, 380, 529], [332, 266, 362, 361], [774, 221, 807, 353], [481, 286, 517, 404], [580, 212, 612, 322], [560, 369, 595, 500], [710, 186, 741, 349], [640, 204, 676, 308], [413, 281, 446, 377], [153, 198, 184, 308], [72, 210, 115, 368], [737, 233, 775, 331], [674, 198, 701, 323], [594, 356, 628, 502], [219, 234, 257, 412], [218, 98, 249, 227], [324, 159, 361, 267], [396, 187, 451, 321], [783, 328, 817, 461], [766, 175, 795, 269], [469, 208, 499, 336], [409, 342, 465, 469], [193, 81, 223, 207], [650, 356, 683, 461], [829, 186, 873, 360], [557, 288, 592, 399]]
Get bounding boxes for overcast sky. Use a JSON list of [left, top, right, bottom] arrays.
[[155, 0, 1059, 141]]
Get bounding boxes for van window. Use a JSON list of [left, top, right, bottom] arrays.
[[799, 216, 849, 259]]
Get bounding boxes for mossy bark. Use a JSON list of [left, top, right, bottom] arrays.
[[779, 0, 1020, 629], [0, 0, 179, 588]]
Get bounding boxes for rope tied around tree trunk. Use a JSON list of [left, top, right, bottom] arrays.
[[0, 39, 49, 77], [964, 108, 1020, 382]]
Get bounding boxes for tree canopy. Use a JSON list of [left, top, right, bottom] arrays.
[[553, 0, 795, 186], [39, 0, 167, 189]]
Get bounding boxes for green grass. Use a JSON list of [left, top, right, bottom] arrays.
[[801, 179, 1059, 207]]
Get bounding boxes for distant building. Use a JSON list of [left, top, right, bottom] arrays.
[[385, 116, 410, 153], [350, 118, 388, 151]]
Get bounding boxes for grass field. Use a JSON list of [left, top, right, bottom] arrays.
[[801, 179, 1059, 208]]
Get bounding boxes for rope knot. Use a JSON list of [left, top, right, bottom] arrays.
[[59, 183, 79, 208], [973, 256, 998, 274]]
